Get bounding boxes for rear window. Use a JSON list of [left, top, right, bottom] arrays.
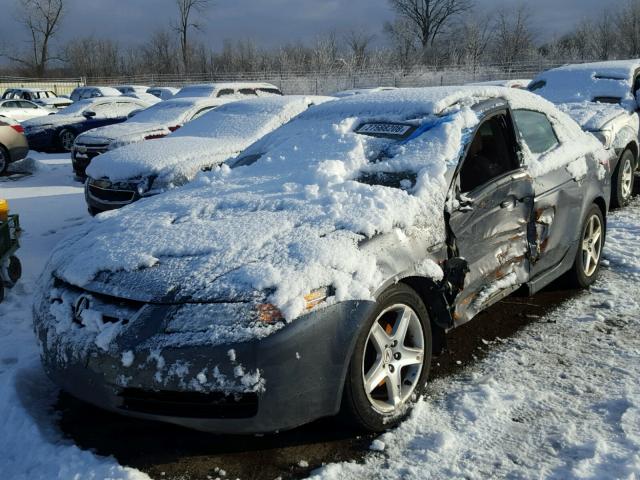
[[257, 88, 282, 96], [528, 80, 546, 92], [238, 88, 258, 96]]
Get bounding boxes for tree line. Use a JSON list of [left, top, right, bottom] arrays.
[[3, 0, 640, 79]]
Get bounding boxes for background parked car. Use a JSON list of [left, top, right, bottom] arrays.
[[122, 92, 162, 105], [467, 79, 532, 89], [115, 85, 150, 95], [173, 82, 282, 98], [84, 95, 333, 214], [22, 96, 151, 155], [69, 86, 123, 102], [529, 60, 640, 207], [332, 86, 397, 97], [0, 99, 53, 122], [1, 88, 73, 110], [0, 117, 28, 174], [147, 86, 179, 100], [34, 87, 611, 435], [72, 96, 228, 178]]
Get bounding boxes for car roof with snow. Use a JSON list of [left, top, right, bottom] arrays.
[[530, 60, 640, 107], [333, 87, 398, 98], [174, 82, 281, 98]]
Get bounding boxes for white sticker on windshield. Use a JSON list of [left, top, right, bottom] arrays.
[[356, 123, 412, 136]]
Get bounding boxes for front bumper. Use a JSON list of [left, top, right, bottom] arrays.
[[25, 130, 57, 152], [33, 287, 374, 433]]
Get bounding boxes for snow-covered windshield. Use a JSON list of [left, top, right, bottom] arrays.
[[127, 101, 197, 124], [56, 99, 101, 116]]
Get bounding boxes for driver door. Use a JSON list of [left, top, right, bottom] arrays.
[[448, 109, 534, 325]]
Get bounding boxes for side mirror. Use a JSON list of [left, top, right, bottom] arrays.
[[83, 110, 96, 118]]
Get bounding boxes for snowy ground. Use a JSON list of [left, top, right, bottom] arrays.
[[1, 153, 639, 479]]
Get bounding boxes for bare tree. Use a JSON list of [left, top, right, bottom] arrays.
[[344, 30, 375, 69], [453, 13, 493, 74], [594, 10, 617, 60], [493, 5, 535, 71], [174, 0, 212, 72], [617, 0, 640, 57], [10, 0, 65, 76], [387, 0, 473, 51]]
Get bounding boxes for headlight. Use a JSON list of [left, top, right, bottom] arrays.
[[591, 130, 613, 149], [136, 176, 155, 196], [303, 286, 332, 311]]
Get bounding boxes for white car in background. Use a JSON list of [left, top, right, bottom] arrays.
[[84, 95, 332, 214], [1, 88, 73, 110], [147, 86, 179, 100], [173, 82, 282, 99], [69, 86, 123, 102], [530, 60, 640, 207], [468, 79, 531, 89], [72, 97, 231, 174], [115, 85, 150, 95], [333, 86, 398, 98], [123, 92, 162, 105], [0, 99, 53, 122]]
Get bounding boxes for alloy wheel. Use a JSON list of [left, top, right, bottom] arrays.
[[362, 303, 425, 414], [621, 156, 634, 202], [60, 131, 75, 151], [581, 213, 603, 277]]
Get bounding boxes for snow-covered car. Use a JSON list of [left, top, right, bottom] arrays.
[[529, 60, 640, 207], [0, 99, 53, 122], [84, 95, 332, 214], [0, 117, 28, 173], [147, 86, 179, 100], [115, 85, 150, 95], [69, 86, 122, 102], [333, 87, 398, 98], [468, 79, 531, 89], [72, 97, 228, 178], [22, 97, 151, 154], [122, 92, 162, 105], [173, 82, 282, 99], [34, 87, 611, 434], [1, 88, 73, 110]]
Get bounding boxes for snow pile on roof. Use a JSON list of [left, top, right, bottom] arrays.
[[556, 101, 631, 131], [174, 82, 279, 98], [46, 87, 601, 321], [531, 60, 640, 108], [86, 96, 332, 183]]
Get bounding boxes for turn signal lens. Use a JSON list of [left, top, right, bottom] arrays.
[[11, 124, 24, 134], [304, 287, 330, 311], [0, 199, 9, 222], [144, 133, 166, 140], [168, 125, 181, 132], [256, 303, 284, 324]]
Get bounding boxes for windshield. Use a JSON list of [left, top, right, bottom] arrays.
[[56, 99, 98, 116], [127, 101, 194, 124]]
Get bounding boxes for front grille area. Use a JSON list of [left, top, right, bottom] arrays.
[[88, 184, 136, 203], [119, 389, 259, 419], [73, 144, 109, 175]]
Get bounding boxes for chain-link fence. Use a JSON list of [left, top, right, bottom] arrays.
[[0, 59, 593, 97]]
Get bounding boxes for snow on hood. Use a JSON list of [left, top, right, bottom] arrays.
[[77, 121, 170, 144], [531, 60, 640, 109], [35, 97, 73, 107], [556, 101, 629, 131], [86, 96, 333, 183], [44, 87, 595, 320]]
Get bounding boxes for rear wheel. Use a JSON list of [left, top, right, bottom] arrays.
[[2, 256, 22, 286], [566, 205, 605, 288], [611, 149, 635, 208], [342, 284, 432, 432], [59, 129, 76, 152]]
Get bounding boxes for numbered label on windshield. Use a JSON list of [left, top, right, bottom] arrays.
[[356, 123, 414, 138]]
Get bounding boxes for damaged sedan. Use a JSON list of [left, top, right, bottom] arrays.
[[34, 87, 611, 434]]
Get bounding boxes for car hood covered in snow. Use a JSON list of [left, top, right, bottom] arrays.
[[78, 121, 172, 145], [22, 113, 83, 129], [43, 87, 602, 321], [85, 95, 334, 183]]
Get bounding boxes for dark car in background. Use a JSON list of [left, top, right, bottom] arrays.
[[34, 87, 611, 434], [22, 97, 151, 155], [0, 117, 28, 174]]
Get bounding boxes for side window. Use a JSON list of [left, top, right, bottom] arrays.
[[115, 101, 140, 116], [239, 88, 258, 96], [91, 103, 116, 118], [4, 101, 19, 108], [23, 92, 32, 100], [216, 89, 235, 97], [459, 113, 519, 193], [190, 106, 216, 120], [19, 101, 37, 109], [513, 110, 559, 155]]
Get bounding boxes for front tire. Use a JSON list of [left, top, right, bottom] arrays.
[[59, 129, 76, 152], [611, 149, 635, 208], [567, 205, 605, 288], [341, 284, 432, 432]]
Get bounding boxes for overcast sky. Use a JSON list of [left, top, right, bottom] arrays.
[[0, 0, 611, 52]]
